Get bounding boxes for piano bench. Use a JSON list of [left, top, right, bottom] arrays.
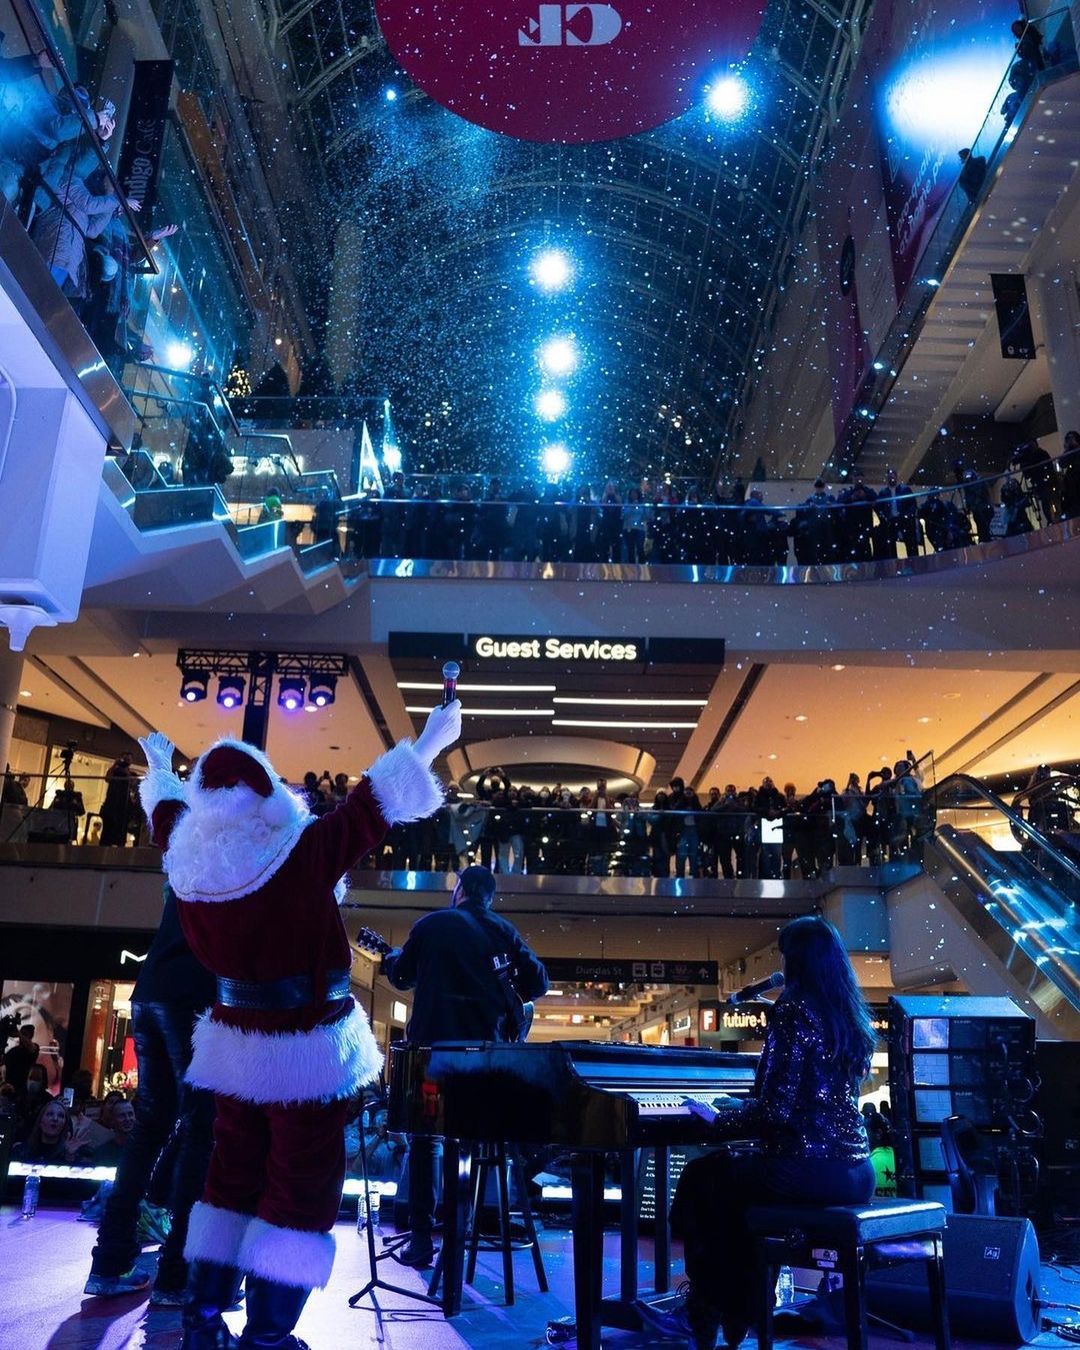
[[746, 1199, 950, 1350]]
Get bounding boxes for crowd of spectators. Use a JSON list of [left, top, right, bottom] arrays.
[[1, 33, 176, 365], [345, 755, 930, 881], [335, 437, 1080, 569], [1, 1024, 136, 1165]]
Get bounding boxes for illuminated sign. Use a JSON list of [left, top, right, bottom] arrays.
[[473, 635, 640, 663], [374, 1, 766, 144]]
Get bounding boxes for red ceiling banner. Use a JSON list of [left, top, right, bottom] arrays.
[[374, 1, 767, 143]]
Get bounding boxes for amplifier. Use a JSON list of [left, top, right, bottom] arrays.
[[867, 1215, 1041, 1343]]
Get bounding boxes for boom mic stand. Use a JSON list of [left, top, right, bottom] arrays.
[[347, 1085, 442, 1335]]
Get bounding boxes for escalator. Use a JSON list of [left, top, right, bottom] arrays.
[[918, 773, 1080, 1035]]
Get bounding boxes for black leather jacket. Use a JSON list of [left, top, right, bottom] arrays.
[[713, 993, 869, 1162]]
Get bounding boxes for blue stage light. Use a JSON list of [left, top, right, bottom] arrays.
[[530, 248, 573, 292], [706, 74, 750, 121], [539, 336, 578, 377], [541, 443, 571, 479], [536, 389, 567, 422], [384, 86, 399, 102], [165, 340, 195, 370]]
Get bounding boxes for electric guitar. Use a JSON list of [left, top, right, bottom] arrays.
[[355, 925, 535, 1043]]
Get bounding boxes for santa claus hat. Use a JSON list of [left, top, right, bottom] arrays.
[[188, 738, 304, 829]]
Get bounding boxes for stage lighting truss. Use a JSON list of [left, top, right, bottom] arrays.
[[308, 675, 338, 708], [176, 650, 350, 715], [217, 675, 245, 709], [180, 668, 209, 703], [277, 676, 306, 711]]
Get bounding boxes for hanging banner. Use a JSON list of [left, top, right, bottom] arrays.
[[117, 60, 174, 219], [374, 1, 766, 143]]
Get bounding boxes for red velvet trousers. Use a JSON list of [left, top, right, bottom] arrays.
[[203, 1093, 350, 1233]]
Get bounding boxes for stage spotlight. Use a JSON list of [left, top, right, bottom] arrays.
[[706, 74, 750, 121], [278, 676, 306, 711], [535, 389, 567, 422], [539, 336, 578, 377], [180, 669, 209, 703], [165, 340, 195, 370], [383, 442, 402, 473], [217, 675, 245, 710], [530, 248, 573, 293], [308, 675, 337, 708], [541, 443, 571, 479], [384, 85, 399, 102]]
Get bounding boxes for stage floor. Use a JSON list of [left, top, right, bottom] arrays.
[[2, 1204, 1079, 1349]]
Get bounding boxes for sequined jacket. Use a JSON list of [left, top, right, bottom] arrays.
[[713, 993, 869, 1161]]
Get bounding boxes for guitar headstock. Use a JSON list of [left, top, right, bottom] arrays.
[[356, 925, 392, 958]]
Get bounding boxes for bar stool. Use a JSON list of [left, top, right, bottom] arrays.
[[430, 1142, 548, 1306], [747, 1198, 951, 1350]]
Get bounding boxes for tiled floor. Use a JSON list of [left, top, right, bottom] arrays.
[[3, 1204, 1080, 1349]]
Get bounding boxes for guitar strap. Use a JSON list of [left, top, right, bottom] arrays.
[[456, 907, 522, 1036]]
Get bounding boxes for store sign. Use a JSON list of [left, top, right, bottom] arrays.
[[700, 1005, 769, 1039], [374, 1, 766, 144], [472, 634, 640, 663], [545, 957, 718, 985], [117, 60, 173, 219]]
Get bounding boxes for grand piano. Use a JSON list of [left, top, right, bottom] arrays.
[[389, 1040, 759, 1348]]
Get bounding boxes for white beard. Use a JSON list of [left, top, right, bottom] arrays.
[[165, 782, 313, 903]]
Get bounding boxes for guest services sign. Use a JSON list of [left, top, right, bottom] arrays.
[[374, 1, 766, 142]]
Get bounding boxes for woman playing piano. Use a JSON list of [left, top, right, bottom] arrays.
[[666, 915, 876, 1349]]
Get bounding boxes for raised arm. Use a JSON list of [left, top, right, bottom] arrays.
[[137, 732, 186, 850]]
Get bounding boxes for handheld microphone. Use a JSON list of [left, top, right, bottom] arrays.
[[727, 971, 784, 1005], [441, 661, 461, 708]]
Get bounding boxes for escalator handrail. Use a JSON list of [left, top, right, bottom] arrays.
[[1008, 773, 1080, 814], [931, 772, 1080, 888]]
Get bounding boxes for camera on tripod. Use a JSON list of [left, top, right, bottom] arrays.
[[58, 740, 78, 772]]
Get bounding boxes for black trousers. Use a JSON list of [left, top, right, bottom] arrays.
[[91, 1001, 214, 1286], [670, 1149, 875, 1325], [405, 1134, 443, 1242]]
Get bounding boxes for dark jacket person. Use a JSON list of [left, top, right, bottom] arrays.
[[382, 865, 547, 1267]]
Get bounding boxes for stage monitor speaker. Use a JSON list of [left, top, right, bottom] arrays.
[[867, 1214, 1040, 1343]]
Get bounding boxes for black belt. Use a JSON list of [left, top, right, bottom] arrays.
[[216, 969, 352, 1011]]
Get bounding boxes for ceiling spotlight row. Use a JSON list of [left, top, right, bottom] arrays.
[[179, 669, 337, 710]]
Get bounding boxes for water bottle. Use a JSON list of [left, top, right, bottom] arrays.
[[368, 1189, 381, 1224], [775, 1265, 795, 1308], [356, 1194, 368, 1232], [21, 1170, 41, 1220]]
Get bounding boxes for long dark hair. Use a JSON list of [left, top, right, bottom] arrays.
[[778, 916, 875, 1081]]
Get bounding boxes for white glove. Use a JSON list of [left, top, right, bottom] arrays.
[[137, 731, 176, 774], [413, 700, 462, 766]]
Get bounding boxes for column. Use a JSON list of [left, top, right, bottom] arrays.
[[1029, 266, 1080, 444], [0, 644, 24, 772]]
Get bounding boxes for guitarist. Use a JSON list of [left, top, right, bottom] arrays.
[[381, 864, 548, 1268]]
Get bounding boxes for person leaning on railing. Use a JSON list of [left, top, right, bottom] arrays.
[[0, 42, 85, 209], [30, 163, 139, 298]]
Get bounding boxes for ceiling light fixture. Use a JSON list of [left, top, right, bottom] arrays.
[[405, 706, 556, 718], [397, 682, 557, 694], [553, 697, 707, 707], [551, 718, 699, 730]]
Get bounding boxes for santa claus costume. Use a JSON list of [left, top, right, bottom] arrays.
[[136, 701, 460, 1350]]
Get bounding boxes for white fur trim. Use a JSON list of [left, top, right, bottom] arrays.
[[139, 765, 185, 820], [186, 1001, 383, 1105], [237, 1217, 336, 1289], [184, 1201, 252, 1266], [366, 740, 444, 826], [164, 739, 314, 902]]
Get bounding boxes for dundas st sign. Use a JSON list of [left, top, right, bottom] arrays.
[[374, 1, 766, 143]]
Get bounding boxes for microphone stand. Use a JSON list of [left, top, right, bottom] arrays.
[[347, 1085, 443, 1332]]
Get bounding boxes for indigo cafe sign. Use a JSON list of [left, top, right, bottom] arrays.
[[374, 1, 766, 143]]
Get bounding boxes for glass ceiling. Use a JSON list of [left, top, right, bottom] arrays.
[[272, 0, 868, 481]]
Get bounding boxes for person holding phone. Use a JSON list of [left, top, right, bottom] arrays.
[[653, 917, 876, 1350]]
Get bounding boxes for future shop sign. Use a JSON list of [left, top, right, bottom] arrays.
[[374, 1, 766, 143]]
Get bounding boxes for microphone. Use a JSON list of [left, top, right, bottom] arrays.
[[441, 661, 461, 708], [727, 971, 784, 1005]]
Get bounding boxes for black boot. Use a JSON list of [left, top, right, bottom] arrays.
[[237, 1276, 312, 1349], [181, 1261, 242, 1349]]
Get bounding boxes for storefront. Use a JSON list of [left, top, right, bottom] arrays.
[[1, 926, 155, 1096]]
